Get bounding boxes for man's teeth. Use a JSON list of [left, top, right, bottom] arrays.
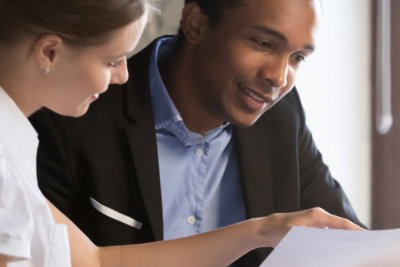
[[243, 87, 265, 102]]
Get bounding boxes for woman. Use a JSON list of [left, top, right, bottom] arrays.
[[0, 0, 362, 266]]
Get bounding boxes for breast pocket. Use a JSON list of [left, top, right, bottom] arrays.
[[90, 197, 143, 230]]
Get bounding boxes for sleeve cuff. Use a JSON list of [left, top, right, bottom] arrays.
[[0, 236, 30, 261]]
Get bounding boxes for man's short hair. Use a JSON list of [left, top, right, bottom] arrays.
[[184, 0, 245, 25], [177, 0, 244, 40], [178, 0, 321, 40]]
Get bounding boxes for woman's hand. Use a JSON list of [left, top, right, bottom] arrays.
[[253, 207, 364, 248]]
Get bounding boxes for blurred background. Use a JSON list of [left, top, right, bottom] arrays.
[[136, 0, 400, 229]]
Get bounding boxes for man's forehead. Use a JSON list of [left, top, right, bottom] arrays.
[[224, 0, 320, 29]]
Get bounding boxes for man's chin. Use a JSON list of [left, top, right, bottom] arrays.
[[228, 105, 275, 128], [228, 114, 263, 128]]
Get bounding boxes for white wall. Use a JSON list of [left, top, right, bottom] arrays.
[[134, 0, 183, 53], [139, 0, 372, 226], [296, 0, 372, 226]]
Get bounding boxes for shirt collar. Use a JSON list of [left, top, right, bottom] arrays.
[[149, 37, 183, 130], [0, 86, 38, 164]]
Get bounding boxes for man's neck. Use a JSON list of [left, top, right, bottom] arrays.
[[158, 44, 225, 135]]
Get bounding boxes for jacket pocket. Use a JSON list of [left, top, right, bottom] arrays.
[[90, 197, 143, 230]]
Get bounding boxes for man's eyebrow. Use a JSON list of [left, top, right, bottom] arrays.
[[303, 44, 315, 52], [252, 25, 315, 52], [252, 26, 288, 42]]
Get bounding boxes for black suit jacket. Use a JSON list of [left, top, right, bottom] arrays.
[[30, 38, 362, 266]]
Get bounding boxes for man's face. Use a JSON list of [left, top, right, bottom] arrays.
[[190, 0, 321, 127]]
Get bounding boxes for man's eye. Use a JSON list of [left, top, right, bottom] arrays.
[[292, 54, 306, 63], [252, 39, 272, 48]]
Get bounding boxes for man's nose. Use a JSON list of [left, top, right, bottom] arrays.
[[258, 55, 288, 88]]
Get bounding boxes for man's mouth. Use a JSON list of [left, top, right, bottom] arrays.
[[238, 83, 275, 104]]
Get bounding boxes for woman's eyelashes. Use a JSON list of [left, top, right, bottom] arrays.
[[108, 58, 126, 67]]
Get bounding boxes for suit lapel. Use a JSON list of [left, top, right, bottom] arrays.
[[125, 120, 163, 241], [123, 42, 164, 241], [234, 119, 275, 218], [234, 120, 276, 264]]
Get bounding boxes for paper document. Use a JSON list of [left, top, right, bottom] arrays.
[[260, 226, 400, 267]]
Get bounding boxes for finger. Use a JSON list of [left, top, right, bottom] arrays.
[[305, 208, 365, 231], [322, 215, 365, 231]]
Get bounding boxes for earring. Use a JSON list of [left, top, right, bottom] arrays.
[[43, 66, 50, 75]]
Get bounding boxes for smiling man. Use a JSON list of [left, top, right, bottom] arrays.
[[30, 0, 363, 265], [165, 0, 318, 133]]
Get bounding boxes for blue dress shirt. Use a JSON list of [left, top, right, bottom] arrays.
[[149, 37, 247, 240]]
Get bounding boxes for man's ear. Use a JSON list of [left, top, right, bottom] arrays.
[[181, 2, 209, 44], [34, 34, 63, 71]]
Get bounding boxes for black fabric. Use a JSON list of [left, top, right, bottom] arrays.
[[29, 37, 363, 265]]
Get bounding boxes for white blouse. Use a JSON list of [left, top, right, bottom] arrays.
[[0, 86, 71, 267]]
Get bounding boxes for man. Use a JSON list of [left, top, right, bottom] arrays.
[[30, 0, 363, 265]]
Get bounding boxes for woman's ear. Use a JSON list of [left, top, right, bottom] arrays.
[[34, 35, 63, 74], [181, 2, 209, 44]]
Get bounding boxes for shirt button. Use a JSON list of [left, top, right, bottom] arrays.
[[187, 215, 196, 224], [195, 148, 204, 157]]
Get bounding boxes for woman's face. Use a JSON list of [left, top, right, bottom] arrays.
[[43, 14, 147, 117]]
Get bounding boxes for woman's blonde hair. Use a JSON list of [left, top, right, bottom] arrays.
[[0, 0, 150, 46]]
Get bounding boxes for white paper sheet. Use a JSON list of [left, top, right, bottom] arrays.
[[260, 226, 400, 267]]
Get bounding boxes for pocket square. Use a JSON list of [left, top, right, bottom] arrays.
[[90, 197, 143, 230]]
